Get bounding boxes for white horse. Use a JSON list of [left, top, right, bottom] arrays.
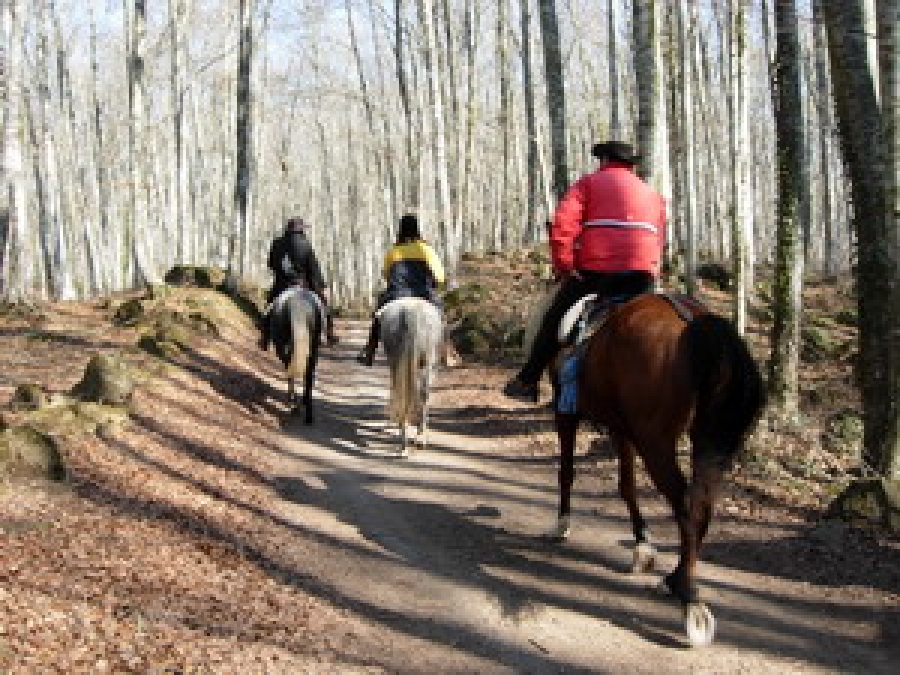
[[378, 297, 443, 455]]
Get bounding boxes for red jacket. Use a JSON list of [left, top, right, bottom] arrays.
[[550, 162, 667, 275]]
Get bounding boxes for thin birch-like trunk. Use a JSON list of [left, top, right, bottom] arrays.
[[538, 0, 568, 201], [768, 0, 805, 425]]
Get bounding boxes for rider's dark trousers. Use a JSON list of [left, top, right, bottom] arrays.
[[517, 270, 654, 385]]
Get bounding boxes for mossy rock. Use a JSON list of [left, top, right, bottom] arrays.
[[835, 309, 858, 327], [70, 354, 134, 405], [164, 265, 226, 289], [527, 249, 550, 265], [0, 301, 46, 321], [139, 320, 194, 359], [444, 283, 487, 312], [827, 478, 900, 533], [221, 278, 266, 322], [802, 325, 835, 362], [9, 383, 48, 411], [144, 283, 172, 301], [20, 402, 129, 438], [112, 298, 146, 326], [452, 311, 500, 357], [0, 426, 65, 480], [696, 262, 732, 291]]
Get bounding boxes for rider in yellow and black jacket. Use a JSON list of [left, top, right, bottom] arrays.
[[356, 214, 445, 366]]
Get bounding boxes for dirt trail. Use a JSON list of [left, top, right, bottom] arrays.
[[262, 321, 896, 674]]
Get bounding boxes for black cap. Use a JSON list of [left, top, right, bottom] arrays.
[[286, 217, 308, 232], [591, 141, 640, 165]]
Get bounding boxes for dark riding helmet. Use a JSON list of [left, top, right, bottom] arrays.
[[591, 141, 640, 166], [397, 214, 421, 244], [286, 217, 309, 233]]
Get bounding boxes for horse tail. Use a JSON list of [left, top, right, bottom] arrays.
[[686, 314, 765, 464], [286, 296, 311, 382], [389, 307, 420, 425]]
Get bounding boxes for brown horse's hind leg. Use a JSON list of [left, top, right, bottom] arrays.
[[549, 412, 579, 540], [638, 442, 700, 604], [616, 435, 654, 572]]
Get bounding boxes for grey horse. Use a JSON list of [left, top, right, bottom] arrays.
[[378, 297, 443, 455], [268, 287, 322, 424]]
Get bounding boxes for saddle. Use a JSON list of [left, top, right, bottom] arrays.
[[555, 292, 705, 414], [557, 293, 630, 346], [557, 291, 703, 346]]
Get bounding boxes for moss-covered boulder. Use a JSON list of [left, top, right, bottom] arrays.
[[164, 265, 226, 289], [144, 283, 172, 301], [139, 321, 194, 359], [0, 426, 65, 480], [696, 262, 732, 291], [835, 309, 858, 327], [802, 325, 835, 362], [827, 478, 900, 534], [112, 298, 146, 326], [221, 277, 266, 322], [527, 249, 550, 265], [70, 354, 134, 405], [452, 311, 497, 358], [444, 283, 486, 312], [9, 383, 48, 411]]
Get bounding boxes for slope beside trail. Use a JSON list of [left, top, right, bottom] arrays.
[[260, 321, 897, 674], [0, 288, 897, 673]]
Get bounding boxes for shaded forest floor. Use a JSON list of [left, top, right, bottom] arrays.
[[0, 254, 897, 672]]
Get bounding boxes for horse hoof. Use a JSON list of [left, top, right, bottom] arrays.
[[543, 515, 571, 541], [631, 542, 656, 573], [685, 603, 716, 647]]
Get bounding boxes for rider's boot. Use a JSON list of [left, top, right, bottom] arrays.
[[356, 319, 380, 366], [258, 313, 271, 351], [325, 313, 340, 346]]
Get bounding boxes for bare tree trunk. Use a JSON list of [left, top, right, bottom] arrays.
[[127, 0, 153, 286], [537, 0, 568, 200], [607, 0, 620, 139], [0, 0, 29, 301], [676, 2, 698, 294], [232, 0, 254, 278], [419, 0, 453, 264], [875, 0, 900, 477], [728, 0, 751, 333], [519, 0, 538, 242], [394, 0, 417, 207], [768, 0, 805, 425]]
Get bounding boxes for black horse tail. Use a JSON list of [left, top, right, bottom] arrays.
[[686, 314, 766, 464]]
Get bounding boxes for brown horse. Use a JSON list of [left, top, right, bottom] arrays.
[[549, 294, 765, 646]]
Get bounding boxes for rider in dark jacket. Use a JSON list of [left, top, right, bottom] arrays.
[[259, 217, 339, 349]]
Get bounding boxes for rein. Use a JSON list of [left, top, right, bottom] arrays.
[[658, 293, 707, 323]]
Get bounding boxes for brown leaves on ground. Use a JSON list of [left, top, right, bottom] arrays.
[[0, 289, 382, 673]]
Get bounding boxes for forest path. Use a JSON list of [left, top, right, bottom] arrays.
[[264, 321, 894, 674]]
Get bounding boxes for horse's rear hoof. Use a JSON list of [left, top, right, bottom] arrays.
[[543, 515, 571, 541], [631, 542, 656, 573], [685, 603, 716, 647], [304, 415, 313, 426]]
